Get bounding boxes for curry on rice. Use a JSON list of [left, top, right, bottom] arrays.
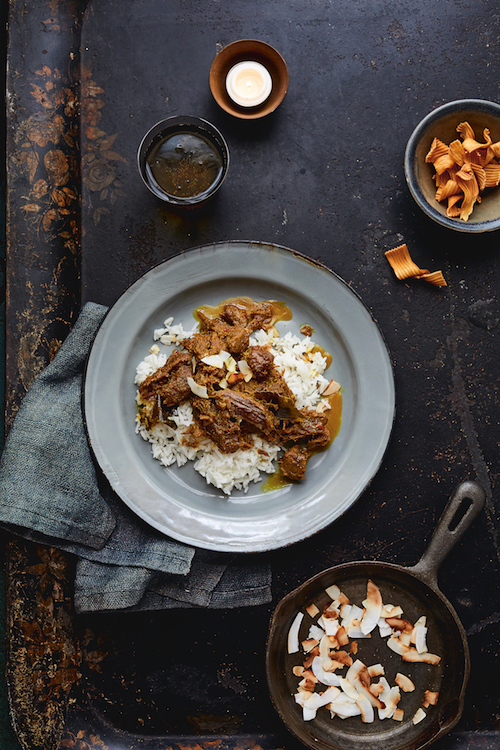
[[136, 298, 338, 482]]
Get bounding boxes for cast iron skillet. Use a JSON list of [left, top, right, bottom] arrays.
[[266, 480, 485, 750]]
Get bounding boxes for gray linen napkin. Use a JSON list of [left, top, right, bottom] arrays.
[[0, 302, 271, 613]]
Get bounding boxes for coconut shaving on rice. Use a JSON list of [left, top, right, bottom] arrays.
[[134, 298, 341, 494]]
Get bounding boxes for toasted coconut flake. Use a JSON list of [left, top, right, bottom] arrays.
[[356, 693, 375, 723], [337, 605, 349, 624], [348, 625, 371, 639], [294, 690, 313, 705], [329, 659, 349, 671], [400, 631, 412, 647], [298, 677, 317, 693], [423, 690, 439, 707], [225, 355, 237, 374], [341, 604, 363, 628], [329, 695, 362, 719], [201, 353, 225, 368], [349, 640, 359, 655], [149, 344, 160, 355], [334, 650, 353, 667], [302, 668, 319, 683], [318, 685, 341, 706], [369, 682, 385, 697], [288, 612, 304, 654], [395, 673, 415, 692], [381, 605, 403, 618], [324, 618, 340, 636], [336, 626, 350, 647], [378, 618, 393, 638], [413, 707, 426, 725], [321, 379, 341, 397], [237, 359, 253, 382], [308, 624, 325, 641], [302, 637, 319, 654], [361, 580, 383, 635], [323, 601, 340, 619], [346, 659, 365, 687], [319, 634, 333, 662], [292, 666, 305, 677], [386, 617, 413, 634], [393, 708, 404, 722], [378, 686, 400, 720], [311, 656, 341, 687], [368, 663, 385, 678], [303, 652, 317, 669], [338, 676, 360, 700], [354, 676, 385, 710], [322, 656, 339, 672], [387, 636, 410, 656], [306, 602, 320, 618], [325, 584, 341, 600], [187, 377, 208, 398], [401, 649, 441, 665], [414, 623, 428, 654]]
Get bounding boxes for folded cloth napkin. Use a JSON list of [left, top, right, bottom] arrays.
[[0, 302, 272, 613]]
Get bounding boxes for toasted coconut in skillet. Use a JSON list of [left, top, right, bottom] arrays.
[[266, 481, 485, 750]]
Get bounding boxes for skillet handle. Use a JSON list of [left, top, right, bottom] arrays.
[[409, 480, 485, 589]]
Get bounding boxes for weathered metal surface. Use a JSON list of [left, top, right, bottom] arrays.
[[5, 0, 500, 749]]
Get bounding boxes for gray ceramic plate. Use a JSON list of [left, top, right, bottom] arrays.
[[84, 241, 395, 552]]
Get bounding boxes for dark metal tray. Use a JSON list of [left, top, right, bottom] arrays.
[[5, 0, 500, 748]]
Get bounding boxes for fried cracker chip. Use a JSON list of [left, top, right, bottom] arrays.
[[425, 137, 455, 174], [385, 244, 447, 288], [448, 139, 465, 167], [484, 162, 500, 188], [454, 163, 480, 221], [446, 193, 462, 217], [435, 178, 462, 202], [428, 121, 500, 220]]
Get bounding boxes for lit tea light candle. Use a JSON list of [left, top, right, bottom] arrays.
[[226, 61, 273, 107]]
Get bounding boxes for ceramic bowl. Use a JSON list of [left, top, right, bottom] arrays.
[[137, 115, 229, 207], [209, 39, 288, 120], [404, 99, 500, 232]]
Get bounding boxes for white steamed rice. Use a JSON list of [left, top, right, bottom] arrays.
[[135, 316, 332, 494]]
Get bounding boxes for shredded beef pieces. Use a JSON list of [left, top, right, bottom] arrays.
[[279, 445, 309, 481], [195, 309, 250, 354], [138, 350, 192, 406], [137, 300, 331, 480], [191, 395, 253, 454], [217, 390, 277, 438], [245, 345, 274, 379]]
